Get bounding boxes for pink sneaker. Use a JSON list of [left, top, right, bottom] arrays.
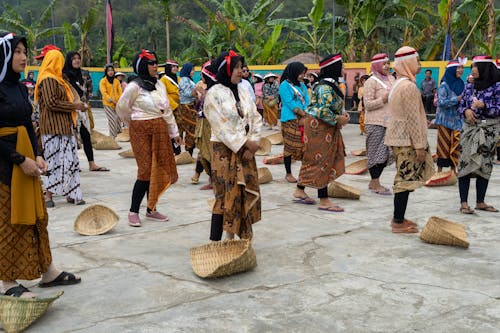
[[146, 210, 169, 222], [128, 212, 142, 227]]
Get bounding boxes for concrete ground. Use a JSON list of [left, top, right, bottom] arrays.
[[13, 109, 500, 333]]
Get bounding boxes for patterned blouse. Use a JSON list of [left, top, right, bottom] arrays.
[[459, 82, 500, 119], [179, 76, 196, 105], [203, 84, 262, 153], [435, 81, 463, 131], [262, 81, 279, 100], [305, 82, 344, 126]]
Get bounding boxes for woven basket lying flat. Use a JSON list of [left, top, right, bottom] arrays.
[[93, 136, 121, 150], [90, 130, 107, 145], [425, 170, 457, 186], [118, 149, 135, 158], [74, 204, 119, 236], [190, 239, 257, 278], [255, 137, 272, 156], [266, 132, 283, 145], [345, 158, 368, 175], [350, 148, 367, 156], [116, 128, 130, 142], [257, 167, 273, 184], [0, 291, 63, 333], [420, 216, 469, 248], [175, 151, 195, 165], [327, 181, 361, 199], [263, 154, 284, 165]]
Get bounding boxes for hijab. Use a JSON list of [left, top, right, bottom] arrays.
[[318, 53, 344, 99], [280, 62, 307, 87], [0, 32, 27, 84], [441, 64, 464, 96], [213, 50, 244, 102], [201, 61, 217, 90], [104, 63, 115, 84], [131, 49, 158, 91], [164, 61, 178, 84], [34, 49, 73, 105], [180, 62, 194, 80], [472, 57, 499, 91], [392, 46, 419, 82], [370, 53, 390, 81], [63, 51, 85, 97]]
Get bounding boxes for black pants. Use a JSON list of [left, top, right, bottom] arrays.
[[458, 175, 489, 204], [393, 191, 410, 223], [369, 163, 386, 179], [297, 185, 328, 198], [422, 95, 434, 114], [79, 125, 94, 162], [130, 180, 150, 213]]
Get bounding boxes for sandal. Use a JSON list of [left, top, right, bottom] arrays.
[[4, 284, 31, 297], [38, 271, 81, 288], [318, 205, 344, 212], [459, 206, 474, 214], [90, 166, 110, 172], [292, 196, 316, 205], [66, 198, 86, 205], [191, 175, 200, 184], [285, 175, 297, 183], [474, 205, 498, 212]]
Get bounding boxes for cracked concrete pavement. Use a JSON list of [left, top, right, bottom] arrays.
[[13, 109, 500, 333]]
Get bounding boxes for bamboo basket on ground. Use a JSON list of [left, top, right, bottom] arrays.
[[350, 148, 367, 156], [116, 128, 130, 142], [263, 154, 284, 165], [425, 170, 457, 186], [90, 130, 107, 145], [93, 136, 121, 150], [190, 239, 257, 278], [257, 167, 273, 184], [345, 158, 368, 175], [255, 137, 272, 156], [266, 132, 283, 145], [420, 216, 469, 248], [175, 151, 195, 165], [0, 291, 63, 333], [327, 181, 361, 199], [74, 204, 119, 236], [118, 149, 135, 158]]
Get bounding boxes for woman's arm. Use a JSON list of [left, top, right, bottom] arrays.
[[437, 83, 458, 108]]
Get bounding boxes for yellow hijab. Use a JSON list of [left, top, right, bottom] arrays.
[[34, 50, 76, 124]]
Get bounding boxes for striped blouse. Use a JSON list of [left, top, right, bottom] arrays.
[[38, 78, 75, 136]]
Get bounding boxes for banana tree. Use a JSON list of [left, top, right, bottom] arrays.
[[66, 0, 101, 65]]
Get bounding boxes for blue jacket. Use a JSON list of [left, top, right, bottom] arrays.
[[279, 81, 310, 123], [436, 82, 463, 131]]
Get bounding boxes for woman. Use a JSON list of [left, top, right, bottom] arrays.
[[457, 55, 500, 214], [295, 53, 349, 211], [384, 46, 435, 233], [253, 73, 264, 116], [279, 62, 310, 183], [363, 53, 395, 195], [0, 33, 80, 298], [179, 62, 199, 156], [435, 58, 466, 173], [63, 51, 109, 172], [262, 73, 280, 128], [116, 49, 182, 227], [160, 60, 182, 155], [36, 49, 87, 207], [99, 63, 122, 137], [357, 74, 370, 135], [204, 50, 262, 241]]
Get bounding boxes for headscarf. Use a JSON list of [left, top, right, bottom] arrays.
[[280, 62, 307, 86], [201, 60, 217, 90], [0, 32, 27, 83], [370, 53, 390, 80], [392, 46, 419, 82], [441, 62, 465, 96], [63, 51, 85, 97], [471, 56, 499, 91], [180, 62, 194, 80], [104, 63, 115, 84], [131, 49, 158, 91], [163, 59, 178, 85], [213, 50, 244, 102], [34, 49, 75, 124], [318, 53, 344, 99]]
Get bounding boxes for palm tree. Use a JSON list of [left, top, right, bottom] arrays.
[[0, 0, 63, 64]]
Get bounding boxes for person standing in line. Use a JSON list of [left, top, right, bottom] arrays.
[[457, 55, 499, 214], [99, 63, 123, 137], [253, 73, 264, 117], [262, 73, 280, 128], [160, 60, 182, 155], [279, 62, 310, 184], [240, 63, 256, 103], [384, 46, 435, 234], [116, 49, 182, 227], [0, 33, 81, 297], [420, 69, 436, 114], [435, 58, 466, 173], [295, 53, 349, 211], [357, 74, 370, 135], [179, 62, 201, 156], [363, 53, 395, 195], [203, 50, 262, 241], [63, 51, 109, 172]]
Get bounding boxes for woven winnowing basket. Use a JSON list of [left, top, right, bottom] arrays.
[[350, 148, 367, 156], [175, 151, 195, 165], [266, 132, 283, 145], [118, 149, 135, 158], [93, 136, 121, 150], [345, 158, 368, 175], [425, 170, 457, 186], [74, 204, 119, 236], [255, 138, 272, 156], [0, 291, 63, 333], [263, 154, 284, 165], [327, 181, 361, 199], [420, 216, 469, 248], [116, 128, 130, 142], [257, 167, 273, 184], [190, 239, 257, 278]]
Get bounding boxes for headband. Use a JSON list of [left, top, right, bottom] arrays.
[[371, 54, 389, 64], [472, 55, 493, 64], [446, 57, 467, 68], [217, 50, 239, 76], [394, 50, 419, 61], [135, 49, 155, 73], [319, 53, 342, 69]]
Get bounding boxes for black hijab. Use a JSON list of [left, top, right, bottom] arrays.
[[318, 53, 344, 99], [63, 51, 85, 97], [164, 63, 178, 85], [132, 49, 158, 91], [202, 62, 218, 90], [104, 63, 115, 84], [473, 61, 499, 91], [0, 32, 27, 84], [213, 50, 244, 102], [280, 62, 307, 87]]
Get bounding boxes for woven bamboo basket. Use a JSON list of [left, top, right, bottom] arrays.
[[255, 137, 272, 156], [74, 204, 119, 236], [345, 158, 368, 175], [207, 198, 216, 212], [93, 136, 121, 150], [190, 239, 257, 278], [327, 181, 361, 199], [425, 170, 457, 186], [257, 167, 273, 184], [118, 149, 135, 158], [175, 151, 195, 165], [263, 154, 284, 165], [350, 148, 367, 156], [266, 132, 283, 145], [0, 291, 63, 333], [90, 130, 107, 145], [420, 216, 469, 248], [116, 128, 130, 142]]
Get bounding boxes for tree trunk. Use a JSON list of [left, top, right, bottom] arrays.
[[348, 17, 356, 62], [166, 17, 170, 60], [485, 0, 495, 52]]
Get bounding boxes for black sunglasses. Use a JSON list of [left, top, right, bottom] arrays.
[[146, 59, 158, 65]]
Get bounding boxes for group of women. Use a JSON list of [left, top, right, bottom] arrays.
[[0, 28, 498, 298]]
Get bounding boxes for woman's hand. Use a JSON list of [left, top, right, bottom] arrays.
[[337, 113, 350, 127], [35, 156, 48, 175], [173, 136, 184, 147], [415, 148, 426, 162], [464, 109, 476, 124], [20, 157, 41, 177], [74, 101, 86, 111], [471, 99, 484, 109]]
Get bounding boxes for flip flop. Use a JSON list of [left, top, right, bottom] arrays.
[[459, 206, 474, 214], [371, 188, 392, 196], [318, 205, 344, 212], [90, 166, 110, 172], [292, 197, 316, 205], [38, 271, 81, 288], [474, 205, 498, 212]]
